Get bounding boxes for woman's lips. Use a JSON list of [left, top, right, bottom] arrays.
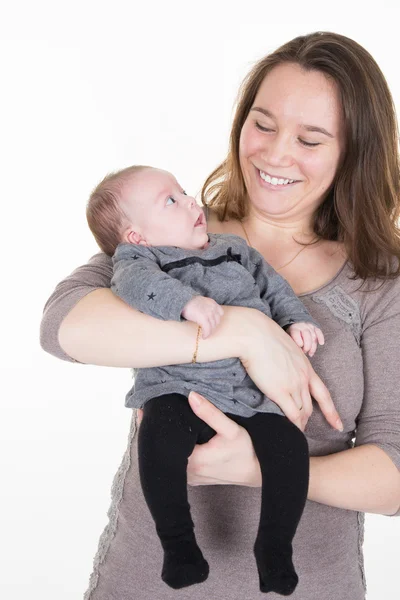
[[256, 166, 300, 190]]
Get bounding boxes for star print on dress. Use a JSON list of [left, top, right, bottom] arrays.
[[147, 292, 156, 300]]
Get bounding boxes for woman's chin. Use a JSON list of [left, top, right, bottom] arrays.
[[252, 193, 294, 216]]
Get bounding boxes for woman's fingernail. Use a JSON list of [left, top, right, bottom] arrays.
[[189, 392, 202, 407], [336, 418, 344, 432]]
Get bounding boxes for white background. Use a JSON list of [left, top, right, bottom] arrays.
[[1, 1, 399, 598]]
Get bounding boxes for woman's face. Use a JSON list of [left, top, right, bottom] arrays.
[[239, 63, 345, 223]]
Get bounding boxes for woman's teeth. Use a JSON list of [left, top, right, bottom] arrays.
[[259, 170, 295, 186]]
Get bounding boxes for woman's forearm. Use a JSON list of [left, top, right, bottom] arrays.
[[248, 444, 399, 515], [308, 445, 400, 516], [58, 288, 253, 367]]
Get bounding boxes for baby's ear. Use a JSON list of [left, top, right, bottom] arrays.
[[124, 229, 147, 246]]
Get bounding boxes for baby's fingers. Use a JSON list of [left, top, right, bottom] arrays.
[[316, 328, 325, 345], [301, 330, 313, 354], [290, 329, 304, 348], [199, 319, 212, 339], [203, 307, 224, 338]]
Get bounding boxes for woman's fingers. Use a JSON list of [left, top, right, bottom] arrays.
[[265, 391, 303, 430], [301, 386, 313, 417], [188, 391, 240, 440], [299, 387, 313, 429], [291, 391, 303, 411], [308, 370, 343, 431], [290, 392, 306, 431]]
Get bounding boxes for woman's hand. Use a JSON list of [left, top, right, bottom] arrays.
[[238, 311, 343, 432], [137, 394, 262, 487]]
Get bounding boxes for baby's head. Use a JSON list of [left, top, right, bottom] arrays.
[[87, 166, 208, 256]]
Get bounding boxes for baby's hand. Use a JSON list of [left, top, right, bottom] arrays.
[[286, 322, 325, 357], [181, 296, 224, 339]]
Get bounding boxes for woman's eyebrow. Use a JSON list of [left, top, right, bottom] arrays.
[[250, 106, 334, 138]]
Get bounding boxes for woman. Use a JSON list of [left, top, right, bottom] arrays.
[[40, 32, 400, 599]]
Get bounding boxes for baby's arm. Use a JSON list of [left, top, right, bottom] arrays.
[[112, 243, 200, 321], [112, 244, 223, 335], [246, 246, 324, 356]]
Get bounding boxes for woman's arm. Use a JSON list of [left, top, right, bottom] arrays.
[[40, 253, 340, 429], [40, 253, 244, 367], [184, 394, 400, 516], [308, 446, 400, 516], [58, 287, 250, 367]]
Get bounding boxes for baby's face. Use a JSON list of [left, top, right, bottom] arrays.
[[121, 168, 208, 250]]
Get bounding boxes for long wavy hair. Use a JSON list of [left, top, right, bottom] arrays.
[[201, 32, 400, 280]]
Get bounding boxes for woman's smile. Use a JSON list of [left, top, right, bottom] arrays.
[[256, 166, 300, 191]]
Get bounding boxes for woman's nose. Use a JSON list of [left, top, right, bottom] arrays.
[[262, 133, 293, 167]]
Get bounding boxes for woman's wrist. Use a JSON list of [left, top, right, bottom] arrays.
[[196, 306, 270, 365]]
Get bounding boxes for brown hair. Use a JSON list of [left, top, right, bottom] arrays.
[[201, 31, 400, 280], [86, 165, 150, 256]]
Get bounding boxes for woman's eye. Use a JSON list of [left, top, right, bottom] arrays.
[[255, 122, 273, 132], [255, 121, 320, 148], [299, 139, 320, 148], [166, 196, 176, 205]]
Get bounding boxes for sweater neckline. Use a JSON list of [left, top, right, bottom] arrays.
[[298, 259, 350, 298], [202, 208, 350, 296]]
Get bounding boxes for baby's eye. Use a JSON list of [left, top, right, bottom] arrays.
[[166, 196, 176, 205], [182, 190, 187, 195]]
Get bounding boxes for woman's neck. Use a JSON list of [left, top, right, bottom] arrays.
[[241, 212, 317, 248]]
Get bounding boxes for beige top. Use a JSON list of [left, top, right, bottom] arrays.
[[40, 251, 400, 600]]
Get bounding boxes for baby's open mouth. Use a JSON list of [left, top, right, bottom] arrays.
[[195, 213, 205, 226]]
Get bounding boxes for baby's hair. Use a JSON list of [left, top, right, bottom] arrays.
[[86, 165, 151, 256]]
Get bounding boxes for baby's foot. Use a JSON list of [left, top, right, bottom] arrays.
[[161, 539, 209, 589], [254, 540, 298, 596]]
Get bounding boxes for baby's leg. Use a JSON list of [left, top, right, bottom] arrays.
[[138, 393, 211, 589], [237, 412, 309, 596]]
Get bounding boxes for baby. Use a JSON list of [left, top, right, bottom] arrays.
[[86, 165, 325, 596]]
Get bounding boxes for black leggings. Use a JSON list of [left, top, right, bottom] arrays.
[[138, 393, 309, 555]]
